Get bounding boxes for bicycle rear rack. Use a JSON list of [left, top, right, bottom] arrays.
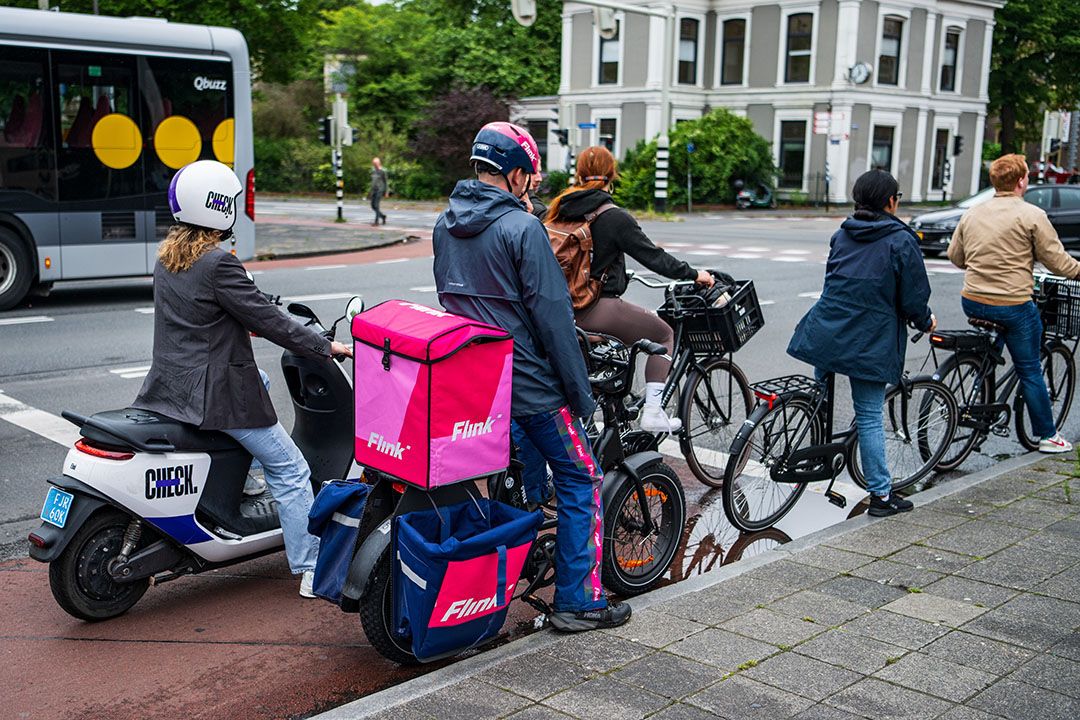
[[751, 375, 824, 410]]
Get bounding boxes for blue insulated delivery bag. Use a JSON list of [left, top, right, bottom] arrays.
[[394, 498, 542, 662], [307, 479, 371, 604]]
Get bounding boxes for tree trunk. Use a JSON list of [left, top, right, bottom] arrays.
[[1000, 103, 1017, 154]]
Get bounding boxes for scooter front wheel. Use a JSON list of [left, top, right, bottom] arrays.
[[359, 546, 419, 665], [49, 509, 149, 621]]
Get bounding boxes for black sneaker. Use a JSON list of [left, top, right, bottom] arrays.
[[549, 602, 632, 633], [868, 493, 914, 517]]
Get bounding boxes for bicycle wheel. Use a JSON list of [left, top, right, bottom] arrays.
[[849, 379, 957, 493], [1015, 343, 1076, 450], [722, 397, 823, 532], [933, 353, 992, 471], [678, 357, 754, 487], [602, 461, 686, 596]]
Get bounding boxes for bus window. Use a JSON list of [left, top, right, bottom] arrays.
[[54, 51, 142, 204], [140, 55, 234, 198], [0, 46, 55, 204]]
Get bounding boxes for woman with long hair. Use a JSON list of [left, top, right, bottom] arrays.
[[132, 160, 353, 596], [787, 169, 936, 516], [546, 146, 714, 432]]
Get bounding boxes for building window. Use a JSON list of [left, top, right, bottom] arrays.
[[598, 21, 620, 85], [721, 19, 746, 85], [878, 17, 903, 86], [526, 120, 548, 165], [785, 13, 813, 83], [678, 18, 700, 85], [940, 29, 960, 91], [599, 118, 617, 154], [931, 129, 950, 190], [871, 126, 895, 171], [779, 120, 806, 188]]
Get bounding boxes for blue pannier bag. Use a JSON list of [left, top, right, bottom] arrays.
[[307, 479, 370, 604], [394, 497, 542, 662]]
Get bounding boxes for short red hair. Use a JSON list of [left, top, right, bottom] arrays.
[[989, 154, 1028, 192]]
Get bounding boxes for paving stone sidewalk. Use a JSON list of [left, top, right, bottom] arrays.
[[255, 215, 421, 259], [335, 454, 1080, 720]]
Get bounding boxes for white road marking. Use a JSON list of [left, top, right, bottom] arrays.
[[798, 291, 822, 299], [0, 391, 80, 447], [0, 315, 53, 327], [701, 244, 730, 250], [687, 250, 719, 256], [109, 364, 151, 380], [305, 264, 347, 271], [779, 249, 811, 254], [663, 242, 690, 248], [727, 253, 764, 259], [287, 292, 357, 303], [134, 307, 155, 314], [376, 258, 409, 265], [250, 270, 265, 275], [410, 285, 438, 292], [760, 300, 776, 306], [740, 246, 770, 252], [770, 256, 806, 263]]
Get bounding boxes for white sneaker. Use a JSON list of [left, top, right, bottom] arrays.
[[640, 406, 682, 434], [243, 473, 267, 496], [299, 570, 316, 598], [1039, 433, 1073, 454]]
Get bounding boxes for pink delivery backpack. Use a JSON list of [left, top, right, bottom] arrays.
[[351, 300, 514, 488]]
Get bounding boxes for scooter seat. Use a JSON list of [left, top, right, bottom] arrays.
[[75, 408, 240, 453]]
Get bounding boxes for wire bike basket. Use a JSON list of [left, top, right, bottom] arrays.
[[658, 279, 765, 355], [1037, 276, 1080, 339]]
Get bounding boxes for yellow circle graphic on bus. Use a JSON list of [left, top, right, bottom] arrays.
[[212, 118, 235, 165], [91, 114, 143, 170], [155, 115, 202, 169]]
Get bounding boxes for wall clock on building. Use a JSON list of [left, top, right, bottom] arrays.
[[848, 62, 872, 84]]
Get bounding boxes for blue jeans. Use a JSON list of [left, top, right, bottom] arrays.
[[512, 407, 606, 613], [223, 421, 320, 574], [817, 369, 890, 497], [962, 298, 1056, 439]]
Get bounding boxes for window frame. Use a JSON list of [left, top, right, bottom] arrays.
[[877, 16, 904, 86], [590, 106, 621, 158], [777, 7, 817, 86], [937, 24, 965, 94], [716, 15, 750, 88], [774, 111, 811, 191], [593, 14, 624, 88], [928, 117, 959, 195], [867, 111, 903, 177], [872, 7, 911, 89], [675, 12, 705, 87]]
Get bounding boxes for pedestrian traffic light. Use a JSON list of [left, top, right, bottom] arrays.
[[511, 0, 536, 27], [555, 128, 569, 146], [318, 116, 333, 146], [952, 135, 964, 156]]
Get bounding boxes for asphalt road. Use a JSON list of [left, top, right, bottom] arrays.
[[0, 209, 1048, 559]]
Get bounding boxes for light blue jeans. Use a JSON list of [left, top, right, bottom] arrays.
[[817, 369, 891, 498], [223, 370, 319, 574]]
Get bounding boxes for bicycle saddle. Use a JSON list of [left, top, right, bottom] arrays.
[[968, 317, 1007, 334]]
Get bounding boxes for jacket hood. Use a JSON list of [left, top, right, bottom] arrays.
[[443, 179, 526, 238], [556, 188, 612, 220], [840, 213, 910, 243]]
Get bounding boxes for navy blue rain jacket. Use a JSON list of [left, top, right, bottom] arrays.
[[787, 213, 933, 385], [433, 180, 596, 419]]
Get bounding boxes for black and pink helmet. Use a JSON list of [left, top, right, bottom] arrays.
[[470, 122, 541, 177]]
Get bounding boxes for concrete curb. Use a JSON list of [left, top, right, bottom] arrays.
[[310, 450, 1049, 720], [254, 234, 417, 262]]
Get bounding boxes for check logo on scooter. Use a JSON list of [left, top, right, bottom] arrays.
[[145, 464, 198, 500]]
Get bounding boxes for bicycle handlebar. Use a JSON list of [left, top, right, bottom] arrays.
[[627, 271, 695, 290]]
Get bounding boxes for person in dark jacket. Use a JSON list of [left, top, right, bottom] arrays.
[[432, 122, 630, 633], [545, 146, 714, 433], [524, 171, 548, 220], [132, 160, 353, 597], [370, 157, 388, 225], [787, 169, 936, 517]]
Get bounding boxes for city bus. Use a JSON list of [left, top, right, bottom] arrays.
[[0, 6, 255, 310]]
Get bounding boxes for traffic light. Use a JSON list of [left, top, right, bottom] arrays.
[[511, 0, 536, 27], [952, 135, 964, 156], [595, 8, 617, 40], [318, 116, 333, 146], [555, 128, 569, 146], [1050, 138, 1062, 155]]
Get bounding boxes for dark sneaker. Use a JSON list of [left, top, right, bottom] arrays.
[[868, 493, 914, 517], [549, 602, 632, 633]]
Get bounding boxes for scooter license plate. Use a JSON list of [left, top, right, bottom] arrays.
[[40, 487, 74, 528]]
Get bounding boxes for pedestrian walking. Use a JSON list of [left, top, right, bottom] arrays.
[[370, 157, 388, 225]]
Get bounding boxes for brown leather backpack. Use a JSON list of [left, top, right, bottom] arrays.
[[545, 202, 616, 311]]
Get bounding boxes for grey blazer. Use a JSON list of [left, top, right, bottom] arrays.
[[133, 247, 331, 430]]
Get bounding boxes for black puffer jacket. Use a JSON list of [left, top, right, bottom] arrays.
[[554, 189, 696, 296]]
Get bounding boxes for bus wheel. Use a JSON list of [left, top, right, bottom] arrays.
[[0, 228, 33, 312]]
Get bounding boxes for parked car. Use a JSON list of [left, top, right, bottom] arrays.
[[910, 184, 1080, 256]]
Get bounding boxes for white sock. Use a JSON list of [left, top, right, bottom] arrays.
[[644, 382, 665, 409]]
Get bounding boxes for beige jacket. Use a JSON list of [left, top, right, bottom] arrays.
[[949, 193, 1080, 305]]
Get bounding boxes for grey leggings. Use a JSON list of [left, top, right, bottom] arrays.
[[575, 297, 674, 382]]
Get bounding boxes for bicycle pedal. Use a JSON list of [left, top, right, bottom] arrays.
[[991, 426, 1010, 438], [825, 490, 847, 509]]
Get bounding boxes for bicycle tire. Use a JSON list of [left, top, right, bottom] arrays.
[[722, 397, 823, 532], [849, 378, 957, 493], [359, 546, 420, 665], [602, 461, 686, 596], [1015, 343, 1076, 451], [678, 357, 754, 488], [933, 353, 992, 471]]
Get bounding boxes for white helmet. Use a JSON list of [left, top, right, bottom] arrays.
[[168, 160, 243, 232]]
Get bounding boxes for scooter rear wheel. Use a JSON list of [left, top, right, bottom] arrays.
[[359, 546, 419, 665], [49, 509, 149, 621]]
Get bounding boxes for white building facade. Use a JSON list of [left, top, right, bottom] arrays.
[[515, 0, 1004, 202]]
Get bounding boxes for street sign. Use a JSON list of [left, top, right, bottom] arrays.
[[578, 122, 597, 129], [687, 143, 696, 153]]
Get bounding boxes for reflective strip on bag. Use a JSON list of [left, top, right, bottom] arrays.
[[331, 512, 362, 528], [397, 552, 428, 589]]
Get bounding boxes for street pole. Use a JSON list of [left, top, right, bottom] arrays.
[[655, 8, 674, 213], [334, 93, 345, 222]]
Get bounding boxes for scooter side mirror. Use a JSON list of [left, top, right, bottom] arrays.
[[287, 303, 319, 323], [345, 296, 365, 320]]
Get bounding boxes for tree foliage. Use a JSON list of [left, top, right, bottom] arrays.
[[614, 110, 775, 210], [411, 86, 510, 188], [989, 0, 1080, 153]]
